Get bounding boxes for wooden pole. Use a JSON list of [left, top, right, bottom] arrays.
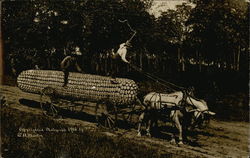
[[198, 51, 202, 72], [177, 47, 180, 72], [233, 51, 236, 70], [0, 2, 4, 85], [0, 32, 3, 85], [180, 47, 185, 72], [139, 52, 143, 70], [236, 45, 240, 71]]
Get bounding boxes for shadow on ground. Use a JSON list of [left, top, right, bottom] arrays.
[[19, 98, 136, 130]]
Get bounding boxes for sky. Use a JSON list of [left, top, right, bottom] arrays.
[[149, 0, 250, 18], [149, 0, 194, 17]]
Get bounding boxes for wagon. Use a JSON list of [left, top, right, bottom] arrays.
[[17, 70, 142, 128]]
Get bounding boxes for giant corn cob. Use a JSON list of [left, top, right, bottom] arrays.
[[17, 70, 138, 105]]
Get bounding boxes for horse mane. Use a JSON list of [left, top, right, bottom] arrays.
[[199, 99, 207, 106], [187, 94, 208, 107], [188, 95, 206, 103]]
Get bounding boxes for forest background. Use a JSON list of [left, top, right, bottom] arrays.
[[2, 0, 249, 120]]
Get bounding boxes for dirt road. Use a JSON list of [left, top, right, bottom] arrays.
[[1, 85, 249, 157]]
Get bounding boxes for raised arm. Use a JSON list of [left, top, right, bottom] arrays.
[[60, 56, 71, 69]]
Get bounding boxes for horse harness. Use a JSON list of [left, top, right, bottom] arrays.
[[149, 91, 188, 114]]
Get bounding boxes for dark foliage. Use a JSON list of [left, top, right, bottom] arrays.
[[2, 0, 248, 95]]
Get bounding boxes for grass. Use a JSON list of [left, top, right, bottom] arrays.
[[0, 82, 248, 157], [1, 75, 248, 157], [1, 106, 186, 158]]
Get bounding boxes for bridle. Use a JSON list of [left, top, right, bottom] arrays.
[[183, 92, 211, 128]]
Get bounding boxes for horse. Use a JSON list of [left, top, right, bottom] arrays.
[[137, 91, 215, 145]]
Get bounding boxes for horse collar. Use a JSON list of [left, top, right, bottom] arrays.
[[180, 91, 188, 106]]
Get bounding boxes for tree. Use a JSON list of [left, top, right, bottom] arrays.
[[156, 3, 193, 71], [186, 0, 249, 71], [2, 0, 154, 74]]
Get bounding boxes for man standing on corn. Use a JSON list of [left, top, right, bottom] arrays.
[[109, 19, 136, 83], [61, 46, 84, 87], [110, 40, 131, 84]]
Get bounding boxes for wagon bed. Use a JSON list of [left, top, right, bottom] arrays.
[[17, 70, 141, 128]]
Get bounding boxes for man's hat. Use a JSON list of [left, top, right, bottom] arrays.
[[75, 51, 82, 56], [72, 46, 82, 55]]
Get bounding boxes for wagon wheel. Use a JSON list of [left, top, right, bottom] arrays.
[[120, 98, 141, 125], [117, 104, 137, 129], [95, 102, 117, 129], [40, 87, 58, 117]]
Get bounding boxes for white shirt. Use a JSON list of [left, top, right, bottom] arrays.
[[117, 43, 129, 63]]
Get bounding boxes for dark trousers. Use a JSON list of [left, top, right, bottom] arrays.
[[110, 54, 127, 78], [62, 69, 69, 86]]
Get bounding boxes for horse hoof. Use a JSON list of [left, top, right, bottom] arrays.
[[146, 133, 151, 137], [170, 139, 176, 145], [178, 141, 184, 146], [137, 133, 141, 137]]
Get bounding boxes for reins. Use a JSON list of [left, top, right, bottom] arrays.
[[129, 63, 185, 92], [118, 19, 185, 93], [185, 94, 211, 126]]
